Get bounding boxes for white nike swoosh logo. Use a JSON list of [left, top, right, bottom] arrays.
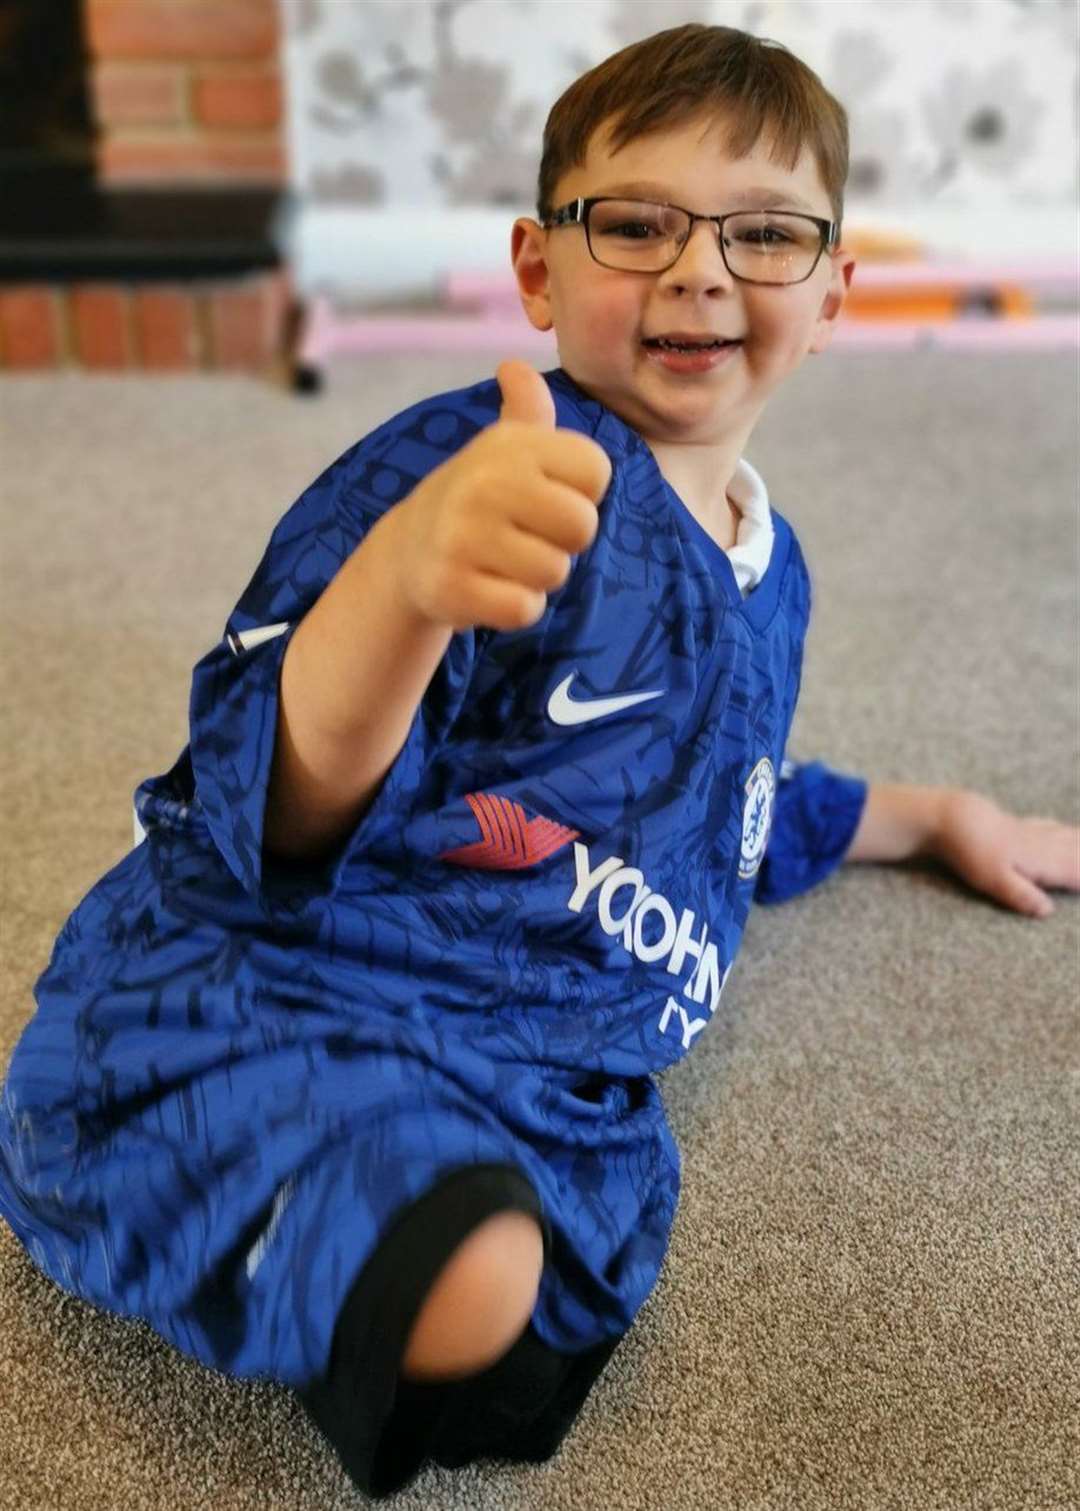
[[547, 672, 665, 726]]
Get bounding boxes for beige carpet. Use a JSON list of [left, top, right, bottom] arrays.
[[1, 348, 1078, 1511]]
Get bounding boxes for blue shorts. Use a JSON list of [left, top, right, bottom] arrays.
[[1, 990, 675, 1494]]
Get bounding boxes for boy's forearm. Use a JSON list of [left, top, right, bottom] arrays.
[[263, 507, 452, 865], [842, 781, 954, 865]]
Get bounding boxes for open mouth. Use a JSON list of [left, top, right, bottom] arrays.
[[642, 337, 742, 352]]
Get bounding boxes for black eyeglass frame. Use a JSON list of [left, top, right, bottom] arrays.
[[541, 196, 841, 285]]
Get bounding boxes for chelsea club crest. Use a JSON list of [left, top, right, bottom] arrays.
[[738, 756, 776, 880]]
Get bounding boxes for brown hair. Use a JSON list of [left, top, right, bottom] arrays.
[[537, 23, 849, 228]]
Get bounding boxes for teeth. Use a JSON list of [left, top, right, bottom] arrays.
[[656, 338, 723, 350]]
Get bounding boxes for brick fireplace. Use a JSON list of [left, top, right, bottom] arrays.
[[0, 0, 293, 373]]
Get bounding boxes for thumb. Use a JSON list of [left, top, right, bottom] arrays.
[[497, 359, 556, 428]]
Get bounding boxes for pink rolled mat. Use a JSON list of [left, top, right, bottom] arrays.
[[443, 258, 1080, 308], [296, 299, 1079, 364]]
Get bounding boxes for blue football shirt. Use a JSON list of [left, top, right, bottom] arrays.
[[0, 366, 867, 1386]]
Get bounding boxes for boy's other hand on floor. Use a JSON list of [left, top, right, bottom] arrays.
[[932, 789, 1080, 919]]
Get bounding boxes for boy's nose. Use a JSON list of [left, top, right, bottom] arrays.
[[661, 219, 735, 289]]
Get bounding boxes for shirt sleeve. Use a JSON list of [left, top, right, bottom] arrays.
[[177, 411, 485, 911], [752, 757, 869, 906]]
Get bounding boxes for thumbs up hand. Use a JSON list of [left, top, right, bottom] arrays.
[[496, 356, 558, 428], [389, 361, 611, 632]]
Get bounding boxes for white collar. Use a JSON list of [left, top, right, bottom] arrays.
[[725, 457, 774, 595]]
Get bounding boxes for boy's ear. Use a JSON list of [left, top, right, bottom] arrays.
[[510, 219, 554, 333], [807, 247, 857, 355]]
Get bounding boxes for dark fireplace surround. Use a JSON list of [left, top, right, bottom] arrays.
[[0, 0, 289, 366]]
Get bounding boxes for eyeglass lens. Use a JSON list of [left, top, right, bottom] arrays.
[[586, 199, 822, 283]]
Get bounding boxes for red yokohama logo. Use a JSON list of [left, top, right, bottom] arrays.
[[439, 792, 580, 870]]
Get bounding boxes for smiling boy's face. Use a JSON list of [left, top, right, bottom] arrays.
[[511, 110, 856, 453]]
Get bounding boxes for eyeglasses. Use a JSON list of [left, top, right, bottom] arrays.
[[541, 196, 839, 285]]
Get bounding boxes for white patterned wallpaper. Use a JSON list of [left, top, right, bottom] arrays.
[[279, 0, 1078, 211]]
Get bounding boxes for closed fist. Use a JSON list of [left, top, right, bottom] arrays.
[[389, 359, 612, 632]]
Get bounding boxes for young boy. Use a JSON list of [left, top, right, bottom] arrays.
[[1, 22, 1076, 1503]]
